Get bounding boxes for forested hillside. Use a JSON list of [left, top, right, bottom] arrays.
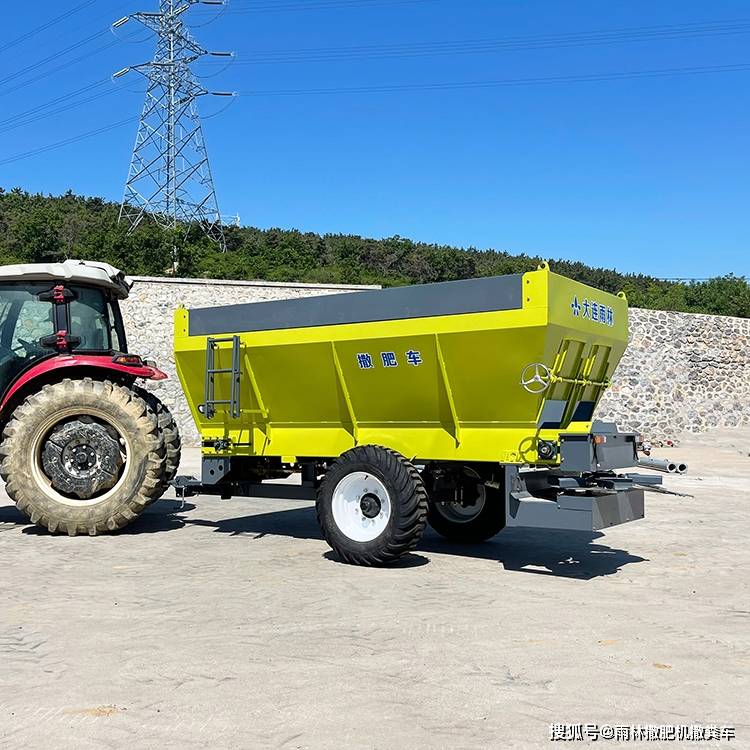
[[1, 187, 748, 317]]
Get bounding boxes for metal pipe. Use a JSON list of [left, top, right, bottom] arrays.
[[638, 457, 678, 473], [676, 463, 688, 475]]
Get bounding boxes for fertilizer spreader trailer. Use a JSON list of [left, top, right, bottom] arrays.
[[172, 262, 667, 565], [0, 260, 672, 565]]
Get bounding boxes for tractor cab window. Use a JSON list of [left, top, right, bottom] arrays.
[[67, 286, 124, 353], [69, 287, 109, 351], [107, 302, 124, 352], [0, 284, 55, 392]]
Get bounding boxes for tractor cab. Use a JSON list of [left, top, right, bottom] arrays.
[[0, 261, 131, 401]]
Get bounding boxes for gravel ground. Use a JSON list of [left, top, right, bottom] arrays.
[[1, 430, 748, 749]]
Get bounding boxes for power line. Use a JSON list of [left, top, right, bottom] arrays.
[[237, 61, 750, 96], [0, 30, 144, 99], [0, 39, 118, 98], [0, 116, 139, 168], [0, 86, 121, 136], [0, 79, 111, 129], [225, 19, 750, 65], [0, 2, 139, 93], [0, 0, 98, 55], [193, 0, 438, 13], [0, 30, 106, 88], [2, 15, 742, 118], [2, 60, 748, 168], [188, 2, 230, 28]]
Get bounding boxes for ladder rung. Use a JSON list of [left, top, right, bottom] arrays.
[[204, 334, 241, 421]]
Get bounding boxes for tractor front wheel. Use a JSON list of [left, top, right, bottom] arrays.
[[0, 378, 167, 536]]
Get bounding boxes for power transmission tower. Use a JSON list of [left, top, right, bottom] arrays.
[[113, 0, 233, 254]]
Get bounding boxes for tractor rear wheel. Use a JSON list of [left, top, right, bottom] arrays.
[[0, 378, 167, 536], [316, 445, 428, 566], [134, 387, 181, 493]]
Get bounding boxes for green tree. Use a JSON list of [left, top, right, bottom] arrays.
[[0, 187, 747, 318]]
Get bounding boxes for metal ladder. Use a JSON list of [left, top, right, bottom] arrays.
[[203, 335, 241, 419]]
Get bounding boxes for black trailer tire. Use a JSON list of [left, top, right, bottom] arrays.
[[316, 445, 428, 566], [425, 467, 506, 543], [0, 378, 166, 536], [134, 387, 182, 492]]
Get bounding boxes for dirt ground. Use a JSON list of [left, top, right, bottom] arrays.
[[1, 429, 748, 749]]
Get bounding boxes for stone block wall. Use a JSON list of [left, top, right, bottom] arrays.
[[121, 277, 750, 446], [597, 308, 750, 439]]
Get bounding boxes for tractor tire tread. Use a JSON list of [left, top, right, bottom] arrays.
[[134, 387, 182, 493]]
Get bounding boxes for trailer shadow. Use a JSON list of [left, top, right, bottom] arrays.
[[185, 504, 323, 540], [420, 528, 647, 580], [3, 498, 647, 578], [186, 505, 646, 579]]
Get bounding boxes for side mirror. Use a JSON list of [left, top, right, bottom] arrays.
[[40, 333, 82, 351]]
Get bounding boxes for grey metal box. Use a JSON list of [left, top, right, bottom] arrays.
[[560, 431, 637, 472], [506, 488, 645, 531]]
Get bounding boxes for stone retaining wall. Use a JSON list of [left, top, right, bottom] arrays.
[[597, 308, 750, 439], [121, 277, 750, 446]]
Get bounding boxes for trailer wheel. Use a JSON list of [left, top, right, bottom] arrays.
[[134, 387, 182, 493], [425, 466, 506, 543], [0, 379, 166, 536], [316, 445, 428, 566]]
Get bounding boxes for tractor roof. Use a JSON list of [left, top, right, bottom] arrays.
[[0, 260, 132, 300]]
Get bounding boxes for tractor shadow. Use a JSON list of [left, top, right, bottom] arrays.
[[0, 500, 194, 536], [121, 501, 197, 534], [185, 505, 646, 579], [0, 503, 27, 527]]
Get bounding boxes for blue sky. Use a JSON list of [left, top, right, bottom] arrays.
[[1, 0, 748, 278]]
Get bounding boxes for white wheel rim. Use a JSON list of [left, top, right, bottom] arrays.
[[331, 471, 391, 542]]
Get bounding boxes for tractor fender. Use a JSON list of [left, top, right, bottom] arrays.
[[0, 355, 168, 423]]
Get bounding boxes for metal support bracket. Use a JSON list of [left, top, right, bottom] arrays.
[[331, 342, 359, 442], [435, 334, 462, 445]]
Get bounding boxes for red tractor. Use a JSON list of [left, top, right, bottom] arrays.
[[0, 260, 180, 535]]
